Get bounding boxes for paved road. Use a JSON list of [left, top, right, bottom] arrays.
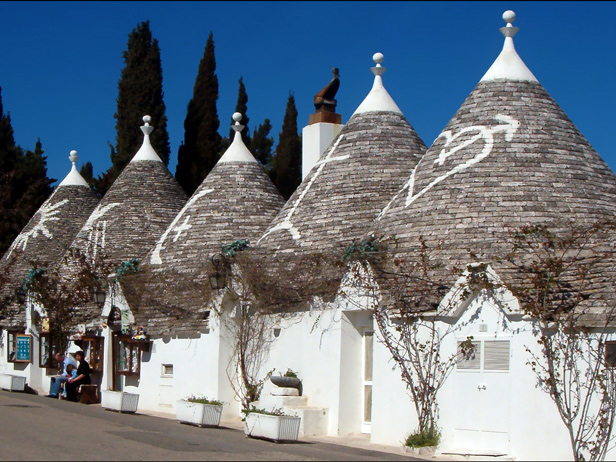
[[0, 390, 419, 461]]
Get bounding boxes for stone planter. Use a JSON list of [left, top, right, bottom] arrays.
[[244, 412, 301, 443], [101, 390, 139, 413], [270, 375, 302, 395], [176, 400, 223, 427], [0, 374, 26, 392], [404, 445, 437, 456]]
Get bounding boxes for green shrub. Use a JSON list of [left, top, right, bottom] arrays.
[[184, 395, 223, 406], [283, 368, 298, 378], [241, 405, 288, 420], [404, 427, 441, 448]]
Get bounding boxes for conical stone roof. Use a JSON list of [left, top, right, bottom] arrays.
[[257, 53, 427, 257], [124, 113, 285, 337], [372, 12, 616, 317], [0, 151, 99, 328], [64, 116, 188, 326]]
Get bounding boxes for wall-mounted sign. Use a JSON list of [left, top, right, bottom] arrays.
[[15, 334, 32, 363]]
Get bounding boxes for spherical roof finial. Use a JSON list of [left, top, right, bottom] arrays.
[[503, 10, 516, 24], [143, 115, 151, 124], [69, 150, 78, 164], [373, 52, 384, 65], [233, 112, 242, 123]]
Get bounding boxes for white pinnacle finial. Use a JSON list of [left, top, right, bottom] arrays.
[[141, 115, 154, 136], [69, 150, 78, 165], [500, 10, 519, 37], [232, 112, 245, 133], [371, 52, 386, 76]]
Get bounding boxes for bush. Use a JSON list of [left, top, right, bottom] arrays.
[[404, 427, 440, 448], [184, 395, 223, 406]]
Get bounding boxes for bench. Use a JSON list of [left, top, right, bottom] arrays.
[[78, 384, 99, 404]]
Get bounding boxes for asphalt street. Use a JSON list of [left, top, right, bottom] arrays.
[[0, 390, 420, 461]]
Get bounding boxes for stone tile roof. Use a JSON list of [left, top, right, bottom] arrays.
[[257, 110, 426, 257], [0, 182, 99, 329], [63, 159, 188, 327], [123, 125, 285, 338], [372, 79, 616, 324]]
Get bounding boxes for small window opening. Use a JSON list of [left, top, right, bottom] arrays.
[[161, 364, 174, 377]]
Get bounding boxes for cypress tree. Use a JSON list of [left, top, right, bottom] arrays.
[[228, 77, 250, 145], [98, 20, 170, 194], [270, 93, 302, 200], [175, 31, 221, 196], [0, 89, 53, 255], [250, 119, 274, 169], [79, 161, 95, 189]]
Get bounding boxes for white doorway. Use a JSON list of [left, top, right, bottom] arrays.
[[454, 338, 511, 455]]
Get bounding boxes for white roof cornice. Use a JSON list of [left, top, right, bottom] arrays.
[[217, 112, 258, 164], [58, 150, 90, 187], [353, 52, 402, 116], [131, 115, 163, 163]]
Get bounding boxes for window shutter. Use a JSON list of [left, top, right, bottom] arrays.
[[457, 341, 481, 370], [483, 341, 510, 371]]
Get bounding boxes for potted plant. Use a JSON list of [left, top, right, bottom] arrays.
[[101, 390, 140, 413], [403, 428, 440, 456], [270, 368, 302, 395], [176, 396, 224, 427], [243, 406, 301, 442]]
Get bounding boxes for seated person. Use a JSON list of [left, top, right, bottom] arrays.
[[60, 363, 78, 399], [46, 352, 78, 398], [65, 350, 91, 402]]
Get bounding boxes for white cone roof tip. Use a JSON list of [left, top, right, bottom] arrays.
[[217, 112, 258, 164], [353, 52, 403, 116], [132, 115, 163, 163], [58, 150, 90, 187], [480, 10, 538, 82]]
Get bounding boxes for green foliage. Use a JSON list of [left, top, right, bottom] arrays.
[[222, 239, 250, 258], [250, 119, 274, 168], [241, 405, 288, 418], [97, 20, 170, 195], [227, 77, 250, 145], [176, 31, 221, 196], [269, 93, 302, 200], [283, 368, 298, 378], [404, 427, 441, 448], [184, 395, 223, 406], [22, 267, 46, 292], [0, 88, 54, 255], [341, 238, 379, 263], [115, 258, 140, 277], [79, 161, 96, 189]]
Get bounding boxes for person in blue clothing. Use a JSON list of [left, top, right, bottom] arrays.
[[46, 351, 78, 398]]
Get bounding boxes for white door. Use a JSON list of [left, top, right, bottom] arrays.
[[454, 339, 511, 455], [361, 330, 374, 434]]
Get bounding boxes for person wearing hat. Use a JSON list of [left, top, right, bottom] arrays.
[[64, 350, 91, 402], [46, 351, 79, 398]]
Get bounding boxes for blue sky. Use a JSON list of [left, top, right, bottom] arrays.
[[1, 1, 614, 185]]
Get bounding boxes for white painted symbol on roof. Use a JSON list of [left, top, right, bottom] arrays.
[[379, 114, 519, 220], [150, 187, 215, 265], [83, 203, 120, 260], [258, 136, 348, 243], [6, 198, 69, 257]]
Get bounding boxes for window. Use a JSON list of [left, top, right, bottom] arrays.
[[605, 341, 616, 367], [457, 340, 480, 370], [161, 364, 173, 377], [39, 333, 55, 368], [81, 336, 104, 372], [115, 335, 150, 376], [7, 331, 18, 362]]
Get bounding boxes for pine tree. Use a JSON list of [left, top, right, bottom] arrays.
[[175, 31, 221, 196], [98, 20, 170, 194], [270, 93, 302, 200], [250, 119, 274, 169]]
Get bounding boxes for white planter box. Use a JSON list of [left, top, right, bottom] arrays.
[[101, 390, 139, 413], [0, 374, 26, 392], [244, 412, 301, 442], [176, 400, 223, 427]]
